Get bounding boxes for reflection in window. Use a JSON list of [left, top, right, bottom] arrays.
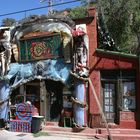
[[123, 82, 135, 110]]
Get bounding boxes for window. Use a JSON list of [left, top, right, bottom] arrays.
[[122, 81, 136, 110], [103, 82, 116, 122], [101, 70, 136, 113]]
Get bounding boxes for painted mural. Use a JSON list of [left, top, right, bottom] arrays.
[[0, 13, 89, 131]]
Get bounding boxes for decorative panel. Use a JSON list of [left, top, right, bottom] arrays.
[[19, 33, 62, 62]]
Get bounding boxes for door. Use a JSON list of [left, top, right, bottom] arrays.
[[45, 80, 63, 122], [102, 82, 117, 123]]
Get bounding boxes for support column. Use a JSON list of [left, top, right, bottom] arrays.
[[74, 80, 85, 126], [40, 80, 47, 120]]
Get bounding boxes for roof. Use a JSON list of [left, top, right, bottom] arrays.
[[96, 48, 138, 59]]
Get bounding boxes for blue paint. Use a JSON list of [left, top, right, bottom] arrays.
[[74, 81, 85, 126]]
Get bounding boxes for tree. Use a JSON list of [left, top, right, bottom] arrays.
[[1, 18, 16, 26], [97, 0, 140, 54], [81, 0, 97, 6], [68, 6, 88, 19]]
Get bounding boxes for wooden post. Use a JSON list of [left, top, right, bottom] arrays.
[[88, 78, 113, 140]]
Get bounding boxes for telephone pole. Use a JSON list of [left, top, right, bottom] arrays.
[[40, 0, 63, 14]]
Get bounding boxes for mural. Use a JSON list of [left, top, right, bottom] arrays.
[[19, 33, 62, 61], [0, 15, 89, 131]]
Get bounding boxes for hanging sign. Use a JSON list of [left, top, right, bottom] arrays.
[[19, 33, 62, 62]]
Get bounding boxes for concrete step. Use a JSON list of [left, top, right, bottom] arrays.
[[43, 125, 140, 140], [112, 134, 140, 140], [42, 126, 108, 139], [98, 128, 140, 135], [43, 125, 97, 134]]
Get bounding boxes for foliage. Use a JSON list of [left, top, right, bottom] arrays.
[[97, 0, 140, 54], [68, 6, 88, 19], [1, 18, 16, 26], [81, 0, 97, 6]]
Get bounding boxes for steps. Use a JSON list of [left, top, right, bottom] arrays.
[[42, 122, 140, 140], [42, 124, 107, 139], [98, 128, 140, 140]]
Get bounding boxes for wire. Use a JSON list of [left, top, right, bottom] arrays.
[[0, 0, 82, 17]]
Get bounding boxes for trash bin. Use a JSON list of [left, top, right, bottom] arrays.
[[0, 119, 5, 128], [31, 116, 44, 133]]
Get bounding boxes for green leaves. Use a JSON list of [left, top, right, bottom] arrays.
[[98, 0, 140, 54], [2, 18, 16, 26], [69, 6, 88, 19]]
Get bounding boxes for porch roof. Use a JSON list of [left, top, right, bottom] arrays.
[[96, 49, 138, 59], [7, 58, 72, 89]]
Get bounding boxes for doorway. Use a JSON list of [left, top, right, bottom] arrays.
[[10, 79, 64, 122], [102, 82, 117, 123], [45, 80, 64, 122]]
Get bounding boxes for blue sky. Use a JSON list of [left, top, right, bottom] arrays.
[[0, 0, 81, 25]]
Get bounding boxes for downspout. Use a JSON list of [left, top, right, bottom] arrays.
[[88, 78, 113, 140]]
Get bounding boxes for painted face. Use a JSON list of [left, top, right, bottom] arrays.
[[77, 47, 83, 56]]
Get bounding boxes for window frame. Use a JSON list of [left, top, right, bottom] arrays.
[[101, 70, 136, 113]]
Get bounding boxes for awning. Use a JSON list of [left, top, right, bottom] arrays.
[[7, 58, 72, 89]]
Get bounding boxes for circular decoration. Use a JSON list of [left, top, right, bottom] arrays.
[[16, 103, 32, 121]]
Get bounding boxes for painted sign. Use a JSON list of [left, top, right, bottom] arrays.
[[9, 120, 31, 133], [15, 103, 32, 122], [19, 33, 62, 61]]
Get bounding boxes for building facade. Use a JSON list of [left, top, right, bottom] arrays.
[[0, 7, 140, 130]]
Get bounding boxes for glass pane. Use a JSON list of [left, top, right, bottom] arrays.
[[105, 84, 109, 89], [105, 106, 109, 112], [110, 106, 114, 112], [110, 113, 115, 119], [106, 113, 110, 119], [105, 91, 109, 97], [109, 99, 113, 105], [105, 99, 109, 104], [122, 81, 136, 110], [123, 82, 135, 96], [110, 84, 115, 90], [123, 96, 136, 110]]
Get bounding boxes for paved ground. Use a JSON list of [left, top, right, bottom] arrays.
[[0, 130, 107, 140]]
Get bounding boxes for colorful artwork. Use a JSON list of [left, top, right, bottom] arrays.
[[15, 103, 32, 121], [9, 120, 31, 133], [19, 33, 62, 61]]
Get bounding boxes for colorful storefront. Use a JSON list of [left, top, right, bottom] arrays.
[[0, 7, 140, 131], [0, 8, 91, 130]]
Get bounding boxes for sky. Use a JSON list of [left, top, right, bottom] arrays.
[[0, 0, 81, 25]]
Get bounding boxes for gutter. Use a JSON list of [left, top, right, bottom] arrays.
[[96, 48, 138, 59]]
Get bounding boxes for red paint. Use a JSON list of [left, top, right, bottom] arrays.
[[75, 7, 140, 129]]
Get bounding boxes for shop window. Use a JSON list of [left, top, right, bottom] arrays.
[[122, 81, 136, 111], [101, 70, 136, 114]]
